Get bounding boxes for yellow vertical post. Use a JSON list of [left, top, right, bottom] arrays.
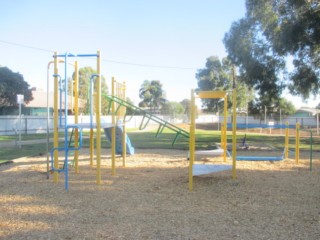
[[220, 100, 224, 159], [231, 71, 237, 179], [189, 90, 196, 191], [122, 82, 127, 167], [111, 77, 116, 175], [53, 52, 59, 183], [220, 123, 224, 147], [74, 61, 79, 173], [96, 50, 102, 184], [295, 122, 300, 164], [221, 123, 225, 160], [285, 121, 289, 159], [223, 95, 228, 162]]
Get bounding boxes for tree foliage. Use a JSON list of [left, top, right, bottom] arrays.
[[139, 80, 167, 111], [125, 97, 135, 115], [0, 66, 33, 106], [161, 101, 184, 118], [180, 98, 191, 116], [249, 96, 296, 119], [72, 67, 109, 115], [196, 56, 254, 113], [224, 0, 320, 101]]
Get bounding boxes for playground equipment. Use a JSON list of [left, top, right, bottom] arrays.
[[47, 51, 189, 191], [104, 126, 135, 155], [48, 51, 103, 191], [48, 51, 132, 191], [230, 123, 300, 163], [108, 78, 133, 171], [189, 89, 236, 191], [104, 95, 189, 146], [188, 76, 302, 190]]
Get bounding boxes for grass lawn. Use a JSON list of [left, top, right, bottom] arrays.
[[0, 143, 47, 163], [0, 127, 318, 163]]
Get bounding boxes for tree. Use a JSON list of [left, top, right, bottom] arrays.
[[180, 99, 191, 116], [224, 0, 320, 101], [195, 56, 254, 112], [249, 96, 296, 119], [139, 80, 167, 112], [125, 97, 135, 115], [0, 67, 33, 106], [161, 101, 184, 118], [278, 98, 296, 116], [72, 67, 109, 115]]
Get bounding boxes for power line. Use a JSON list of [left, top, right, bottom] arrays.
[[101, 58, 197, 70], [0, 39, 198, 71], [0, 39, 54, 53]]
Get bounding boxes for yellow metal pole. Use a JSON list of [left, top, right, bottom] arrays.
[[295, 122, 300, 164], [96, 50, 102, 184], [285, 121, 289, 159], [223, 95, 228, 162], [189, 89, 196, 191], [232, 70, 237, 179], [221, 123, 224, 159], [122, 82, 127, 167], [111, 77, 116, 175], [220, 99, 224, 159], [53, 52, 59, 183], [74, 61, 79, 173]]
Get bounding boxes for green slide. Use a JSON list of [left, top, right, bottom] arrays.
[[105, 95, 189, 146]]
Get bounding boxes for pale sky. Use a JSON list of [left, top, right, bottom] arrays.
[[0, 0, 317, 108]]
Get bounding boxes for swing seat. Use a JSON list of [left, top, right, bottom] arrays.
[[193, 164, 232, 176], [236, 156, 284, 161], [195, 149, 224, 156]]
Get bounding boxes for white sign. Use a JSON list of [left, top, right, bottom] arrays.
[[268, 121, 274, 126], [17, 94, 24, 104]]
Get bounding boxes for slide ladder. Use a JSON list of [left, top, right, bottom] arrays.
[[105, 95, 189, 146]]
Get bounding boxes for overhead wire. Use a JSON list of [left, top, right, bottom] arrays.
[[0, 39, 198, 70]]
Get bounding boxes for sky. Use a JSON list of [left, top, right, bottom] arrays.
[[0, 0, 318, 108]]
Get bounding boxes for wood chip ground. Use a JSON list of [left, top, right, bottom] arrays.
[[0, 148, 319, 239]]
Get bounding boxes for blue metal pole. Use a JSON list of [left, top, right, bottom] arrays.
[[55, 53, 98, 58]]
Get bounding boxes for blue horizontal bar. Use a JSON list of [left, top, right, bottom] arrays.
[[236, 156, 284, 161], [76, 54, 98, 57], [227, 123, 296, 129], [54, 53, 98, 58]]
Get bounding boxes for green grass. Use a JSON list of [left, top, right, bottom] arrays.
[[0, 133, 48, 141], [0, 143, 47, 163], [0, 127, 319, 163]]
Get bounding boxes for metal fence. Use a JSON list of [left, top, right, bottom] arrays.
[[0, 114, 317, 136]]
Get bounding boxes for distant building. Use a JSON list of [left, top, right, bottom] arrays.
[[0, 89, 85, 116], [290, 107, 320, 118]]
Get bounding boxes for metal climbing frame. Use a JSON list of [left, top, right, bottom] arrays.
[[51, 51, 102, 191]]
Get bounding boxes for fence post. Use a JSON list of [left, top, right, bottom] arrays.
[[25, 117, 27, 134]]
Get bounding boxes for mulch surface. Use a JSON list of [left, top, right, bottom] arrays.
[[0, 148, 319, 239]]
